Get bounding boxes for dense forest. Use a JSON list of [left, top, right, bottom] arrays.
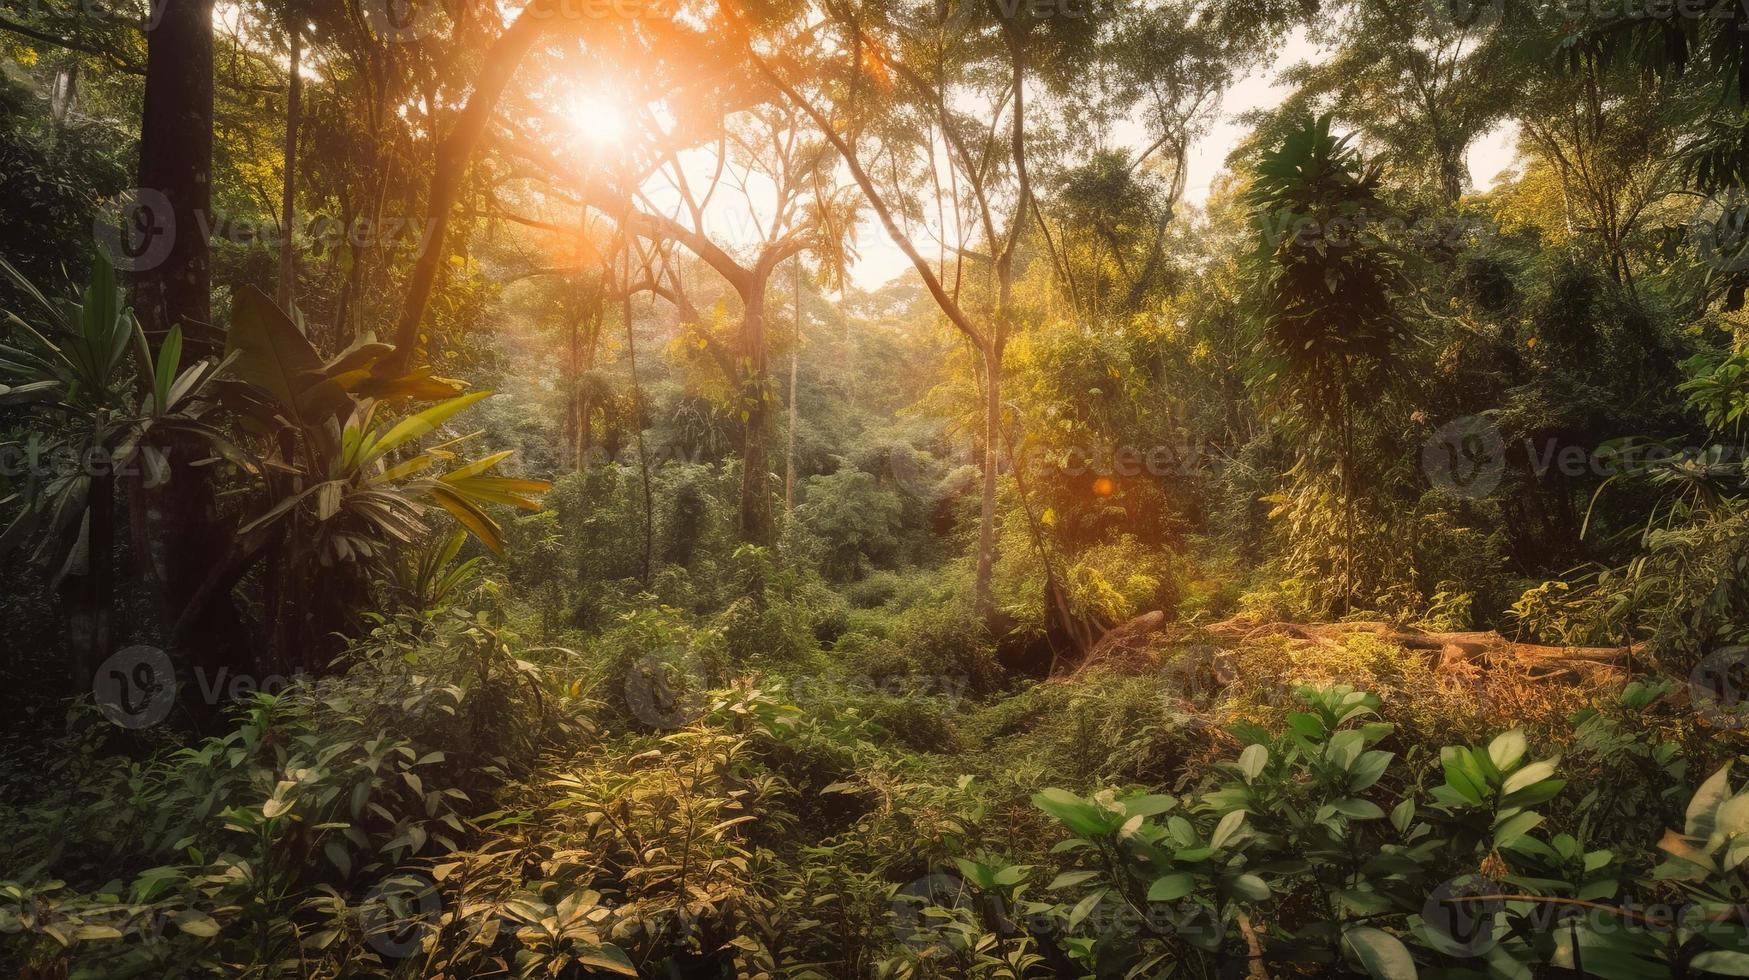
[[4, 0, 1749, 975]]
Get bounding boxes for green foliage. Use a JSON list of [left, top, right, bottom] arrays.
[[1015, 684, 1744, 979], [793, 468, 906, 581], [0, 608, 572, 977], [18, 4, 1749, 978], [1245, 114, 1407, 417], [0, 254, 236, 579]]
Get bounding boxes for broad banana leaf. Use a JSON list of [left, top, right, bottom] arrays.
[[224, 287, 352, 431], [363, 391, 492, 465], [309, 338, 465, 401]]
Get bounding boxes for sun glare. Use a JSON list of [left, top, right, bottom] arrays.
[[564, 95, 626, 147]]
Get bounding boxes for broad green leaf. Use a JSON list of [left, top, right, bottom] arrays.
[[427, 485, 505, 555], [1501, 760, 1558, 797], [1342, 926, 1417, 980], [1147, 873, 1194, 902], [366, 390, 491, 462], [1350, 750, 1393, 791], [1227, 873, 1269, 901], [1332, 798, 1385, 820], [154, 324, 182, 407], [1067, 887, 1107, 930], [1714, 793, 1749, 838], [1493, 810, 1542, 847], [1688, 765, 1734, 839], [1693, 951, 1749, 976], [1049, 870, 1100, 891], [1441, 747, 1486, 804], [173, 910, 221, 937], [1120, 793, 1178, 818], [1487, 729, 1527, 773], [225, 286, 349, 427], [1210, 809, 1246, 850], [1034, 789, 1113, 838], [1500, 778, 1567, 810], [574, 945, 639, 976], [1239, 744, 1269, 782]]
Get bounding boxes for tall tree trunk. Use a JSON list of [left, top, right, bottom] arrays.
[[133, 0, 254, 706], [566, 276, 580, 469], [387, 6, 554, 372], [739, 279, 774, 546], [1340, 356, 1355, 615], [580, 310, 596, 468], [974, 340, 1001, 615], [565, 282, 582, 468], [784, 258, 800, 514], [276, 20, 302, 311], [69, 469, 114, 691], [137, 0, 214, 347], [624, 245, 653, 579]]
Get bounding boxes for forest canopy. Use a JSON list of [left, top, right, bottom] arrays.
[[4, 0, 1749, 976]]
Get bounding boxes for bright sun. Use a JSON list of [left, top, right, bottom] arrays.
[[564, 95, 626, 147]]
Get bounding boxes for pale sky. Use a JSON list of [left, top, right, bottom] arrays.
[[844, 27, 1522, 290]]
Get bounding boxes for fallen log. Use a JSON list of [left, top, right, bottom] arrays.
[[1066, 613, 1635, 685], [1205, 617, 1634, 662]]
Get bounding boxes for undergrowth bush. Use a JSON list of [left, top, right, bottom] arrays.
[[4, 611, 1741, 980]]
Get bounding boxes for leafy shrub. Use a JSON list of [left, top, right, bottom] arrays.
[[794, 468, 907, 581], [0, 631, 563, 978], [1064, 534, 1182, 624], [929, 684, 1749, 980]]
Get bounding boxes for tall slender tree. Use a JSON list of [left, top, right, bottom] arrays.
[[1245, 115, 1407, 611]]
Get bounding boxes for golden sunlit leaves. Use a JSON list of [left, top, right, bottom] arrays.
[[859, 33, 893, 90]]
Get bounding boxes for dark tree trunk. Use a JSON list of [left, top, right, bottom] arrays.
[[387, 5, 553, 372], [68, 470, 114, 691], [137, 0, 214, 347], [276, 20, 302, 311], [784, 259, 800, 514], [1340, 356, 1356, 615], [624, 248, 653, 579], [973, 339, 1001, 615], [738, 280, 774, 546], [565, 279, 581, 467], [133, 0, 255, 706]]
